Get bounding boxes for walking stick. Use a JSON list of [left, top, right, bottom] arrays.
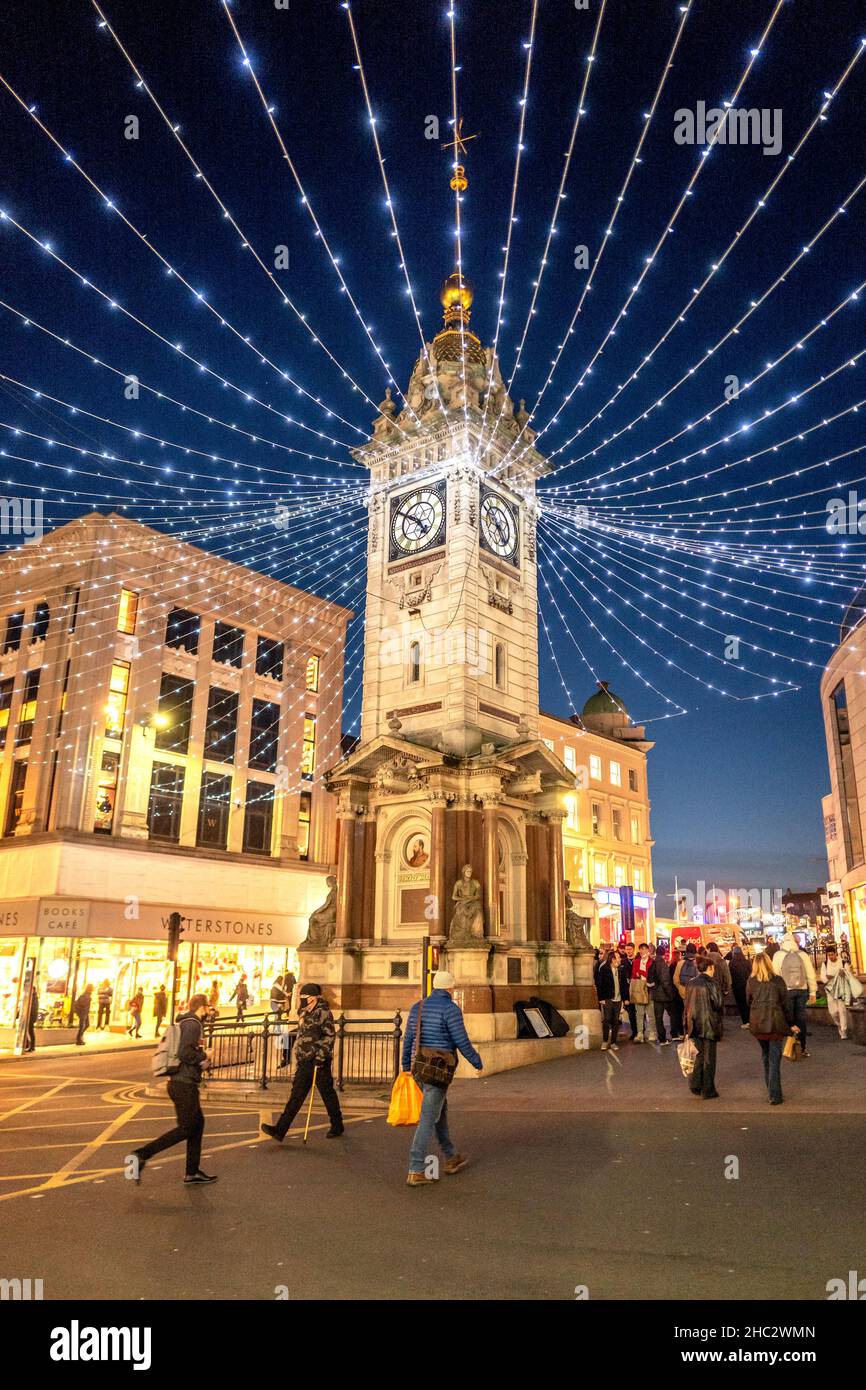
[[302, 1066, 318, 1144]]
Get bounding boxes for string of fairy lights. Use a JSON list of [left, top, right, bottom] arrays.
[[492, 0, 788, 482], [544, 280, 866, 505], [485, 0, 694, 482], [0, 0, 863, 822], [535, 35, 866, 473]]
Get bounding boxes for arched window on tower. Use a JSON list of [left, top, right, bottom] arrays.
[[408, 640, 421, 684], [495, 642, 506, 689]]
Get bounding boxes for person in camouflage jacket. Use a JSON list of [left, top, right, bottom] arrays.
[[294, 995, 336, 1065], [261, 983, 344, 1142]]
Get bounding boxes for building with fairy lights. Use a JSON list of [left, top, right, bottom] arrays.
[[0, 512, 350, 1040], [820, 589, 866, 971]]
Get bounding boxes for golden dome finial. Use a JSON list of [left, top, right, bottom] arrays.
[[440, 271, 474, 329]]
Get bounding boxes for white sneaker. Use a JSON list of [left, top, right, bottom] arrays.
[[610, 1043, 619, 1052], [601, 1041, 609, 1050]]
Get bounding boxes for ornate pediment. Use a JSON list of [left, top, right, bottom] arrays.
[[325, 734, 448, 791]]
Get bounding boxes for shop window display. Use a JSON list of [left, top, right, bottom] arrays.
[[0, 940, 23, 1027], [190, 943, 299, 1015]]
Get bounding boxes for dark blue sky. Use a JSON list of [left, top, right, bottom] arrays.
[[1, 0, 864, 899]]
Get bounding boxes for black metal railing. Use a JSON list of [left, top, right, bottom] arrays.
[[202, 1011, 402, 1090]]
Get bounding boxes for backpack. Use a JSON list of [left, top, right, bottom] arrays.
[[151, 1022, 182, 1077], [779, 950, 807, 990], [679, 958, 698, 989]]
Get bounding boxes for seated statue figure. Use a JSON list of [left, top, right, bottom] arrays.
[[448, 863, 485, 943], [565, 883, 593, 952], [304, 874, 337, 947]]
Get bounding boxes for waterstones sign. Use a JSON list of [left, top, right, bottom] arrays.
[[0, 898, 305, 946]]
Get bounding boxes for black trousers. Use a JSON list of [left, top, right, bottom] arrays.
[[625, 1003, 638, 1037], [690, 1038, 718, 1097], [732, 985, 749, 1025], [601, 1000, 622, 1044], [653, 1001, 670, 1042], [274, 1059, 343, 1136], [75, 1013, 89, 1043], [137, 1080, 204, 1176], [669, 993, 685, 1037], [96, 1002, 111, 1029]]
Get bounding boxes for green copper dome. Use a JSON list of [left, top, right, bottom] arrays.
[[581, 683, 628, 719]]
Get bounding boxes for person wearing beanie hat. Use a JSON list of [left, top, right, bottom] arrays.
[[261, 983, 344, 1142], [401, 972, 483, 1187]]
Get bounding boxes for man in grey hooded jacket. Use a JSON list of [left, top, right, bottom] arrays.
[[772, 934, 817, 1056]]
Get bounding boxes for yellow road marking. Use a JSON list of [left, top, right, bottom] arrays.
[[0, 1073, 134, 1085], [0, 1165, 117, 1204], [42, 1103, 142, 1188], [0, 1079, 72, 1124]]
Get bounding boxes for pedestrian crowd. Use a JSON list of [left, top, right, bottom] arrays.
[[593, 933, 860, 1105]]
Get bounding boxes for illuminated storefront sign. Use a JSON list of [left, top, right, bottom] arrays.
[[0, 898, 307, 946]]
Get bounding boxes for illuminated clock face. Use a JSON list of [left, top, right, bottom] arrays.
[[479, 488, 519, 564], [389, 484, 446, 560]]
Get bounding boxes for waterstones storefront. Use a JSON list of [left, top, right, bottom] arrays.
[[0, 898, 306, 1033]]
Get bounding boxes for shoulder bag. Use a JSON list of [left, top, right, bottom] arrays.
[[410, 997, 458, 1090]]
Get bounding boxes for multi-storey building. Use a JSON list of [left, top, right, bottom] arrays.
[[539, 684, 655, 944], [0, 512, 350, 1036], [820, 587, 866, 970]]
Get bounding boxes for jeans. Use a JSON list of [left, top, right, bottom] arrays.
[[137, 1080, 205, 1176], [787, 989, 809, 1050], [75, 1012, 89, 1044], [601, 1000, 622, 1044], [759, 1039, 784, 1102], [634, 1001, 657, 1041], [408, 1082, 456, 1174], [689, 1037, 718, 1097], [274, 1058, 343, 1135]]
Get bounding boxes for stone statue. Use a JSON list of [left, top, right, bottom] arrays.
[[303, 874, 337, 947], [448, 863, 485, 943], [565, 881, 593, 952]]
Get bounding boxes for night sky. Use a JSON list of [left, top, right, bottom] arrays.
[[2, 0, 865, 902]]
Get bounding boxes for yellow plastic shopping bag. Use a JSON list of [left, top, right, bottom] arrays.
[[386, 1071, 422, 1126]]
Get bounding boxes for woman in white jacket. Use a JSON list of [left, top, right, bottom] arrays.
[[820, 945, 860, 1039]]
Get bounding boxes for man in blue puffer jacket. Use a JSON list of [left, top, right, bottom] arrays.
[[401, 970, 483, 1187]]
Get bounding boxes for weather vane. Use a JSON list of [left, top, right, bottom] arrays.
[[442, 116, 479, 193]]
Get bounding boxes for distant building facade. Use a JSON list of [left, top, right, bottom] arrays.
[[0, 513, 350, 1033], [539, 683, 655, 945]]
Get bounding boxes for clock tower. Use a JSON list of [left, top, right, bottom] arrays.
[[358, 272, 547, 757], [308, 271, 600, 1070]]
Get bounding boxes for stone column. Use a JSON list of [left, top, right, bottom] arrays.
[[335, 806, 357, 940], [429, 792, 448, 939], [547, 811, 567, 943], [482, 794, 500, 938], [117, 724, 155, 839], [359, 811, 377, 941]]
